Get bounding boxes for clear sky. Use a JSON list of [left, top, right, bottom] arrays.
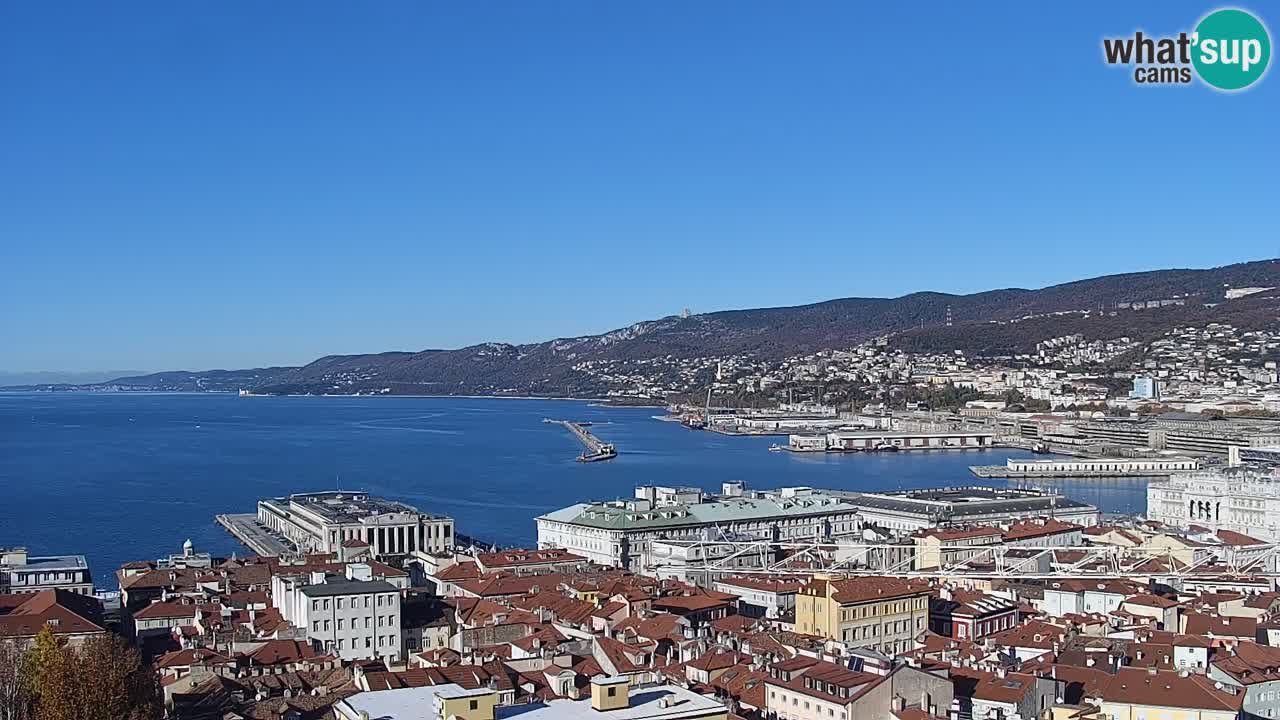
[[2, 2, 1276, 373]]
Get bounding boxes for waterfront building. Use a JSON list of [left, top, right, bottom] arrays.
[[0, 547, 94, 595], [839, 487, 1100, 534], [788, 430, 994, 452], [1147, 467, 1280, 542], [536, 484, 862, 570], [1000, 456, 1200, 475], [273, 563, 403, 663], [257, 491, 455, 558], [1080, 418, 1280, 457], [794, 576, 930, 655]]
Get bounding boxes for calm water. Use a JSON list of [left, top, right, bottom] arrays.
[[0, 394, 1150, 587]]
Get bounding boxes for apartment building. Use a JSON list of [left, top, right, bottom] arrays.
[[794, 576, 929, 655], [274, 564, 403, 662]]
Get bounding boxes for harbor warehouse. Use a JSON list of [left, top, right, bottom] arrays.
[[536, 484, 862, 569], [257, 492, 455, 557]]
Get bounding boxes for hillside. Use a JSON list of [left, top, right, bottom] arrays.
[[12, 259, 1280, 396]]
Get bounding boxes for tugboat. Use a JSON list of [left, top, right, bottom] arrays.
[[578, 443, 617, 463]]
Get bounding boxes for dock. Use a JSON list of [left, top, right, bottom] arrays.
[[216, 513, 295, 556], [545, 419, 617, 462]]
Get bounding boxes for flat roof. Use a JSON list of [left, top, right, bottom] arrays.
[[1, 554, 89, 572], [834, 487, 1094, 517], [264, 491, 450, 523], [539, 490, 861, 530], [300, 577, 397, 598], [338, 684, 726, 720]]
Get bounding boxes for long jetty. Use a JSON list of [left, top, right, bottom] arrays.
[[216, 513, 294, 556], [545, 419, 617, 462]]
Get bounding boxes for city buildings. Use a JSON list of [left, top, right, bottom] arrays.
[[0, 547, 94, 594], [257, 491, 455, 557]]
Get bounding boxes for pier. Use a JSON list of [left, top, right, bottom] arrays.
[[545, 419, 617, 462], [216, 513, 295, 556]]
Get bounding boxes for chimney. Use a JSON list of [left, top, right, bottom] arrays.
[[892, 696, 906, 713], [1147, 666, 1158, 676]]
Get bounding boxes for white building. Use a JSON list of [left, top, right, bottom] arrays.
[[0, 548, 94, 595], [257, 491, 454, 558], [1147, 467, 1280, 541], [273, 564, 403, 662], [537, 485, 862, 569]]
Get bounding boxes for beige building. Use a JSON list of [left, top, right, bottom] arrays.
[[913, 527, 1002, 570], [795, 576, 929, 655]]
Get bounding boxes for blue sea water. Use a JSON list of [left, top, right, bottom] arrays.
[[0, 393, 1150, 587]]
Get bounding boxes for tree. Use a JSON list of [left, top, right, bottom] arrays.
[[23, 628, 74, 720], [0, 640, 33, 720], [74, 635, 159, 720]]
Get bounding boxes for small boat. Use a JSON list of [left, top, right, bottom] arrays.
[[874, 443, 899, 452], [769, 444, 784, 452]]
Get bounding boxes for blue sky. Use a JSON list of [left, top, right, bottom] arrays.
[[1, 2, 1276, 373]]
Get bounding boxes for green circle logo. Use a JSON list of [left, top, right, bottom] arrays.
[[1192, 8, 1271, 90]]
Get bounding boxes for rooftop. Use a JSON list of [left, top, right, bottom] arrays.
[[300, 576, 398, 598], [265, 491, 449, 524], [337, 682, 727, 720], [837, 486, 1095, 518], [538, 488, 861, 530]]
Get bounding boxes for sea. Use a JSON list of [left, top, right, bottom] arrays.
[[0, 393, 1151, 588]]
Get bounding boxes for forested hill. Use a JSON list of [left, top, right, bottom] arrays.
[[13, 259, 1280, 396]]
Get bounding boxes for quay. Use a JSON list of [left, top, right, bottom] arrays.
[[971, 455, 1200, 479], [215, 513, 295, 556], [545, 418, 617, 462]]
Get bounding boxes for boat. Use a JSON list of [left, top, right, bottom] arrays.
[[874, 443, 900, 452], [769, 444, 784, 452], [577, 445, 617, 463]]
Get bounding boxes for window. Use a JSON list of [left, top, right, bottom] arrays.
[[389, 615, 395, 626], [323, 599, 331, 610], [337, 639, 344, 651], [608, 688, 617, 697], [470, 700, 479, 711], [312, 600, 320, 612], [337, 619, 344, 631], [364, 596, 371, 608], [312, 621, 319, 632]]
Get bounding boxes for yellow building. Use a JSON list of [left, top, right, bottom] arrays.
[[795, 576, 929, 655]]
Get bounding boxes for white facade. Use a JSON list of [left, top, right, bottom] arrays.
[[274, 566, 403, 662], [1147, 468, 1280, 541], [1004, 457, 1199, 474], [0, 548, 94, 595], [257, 491, 454, 557]]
